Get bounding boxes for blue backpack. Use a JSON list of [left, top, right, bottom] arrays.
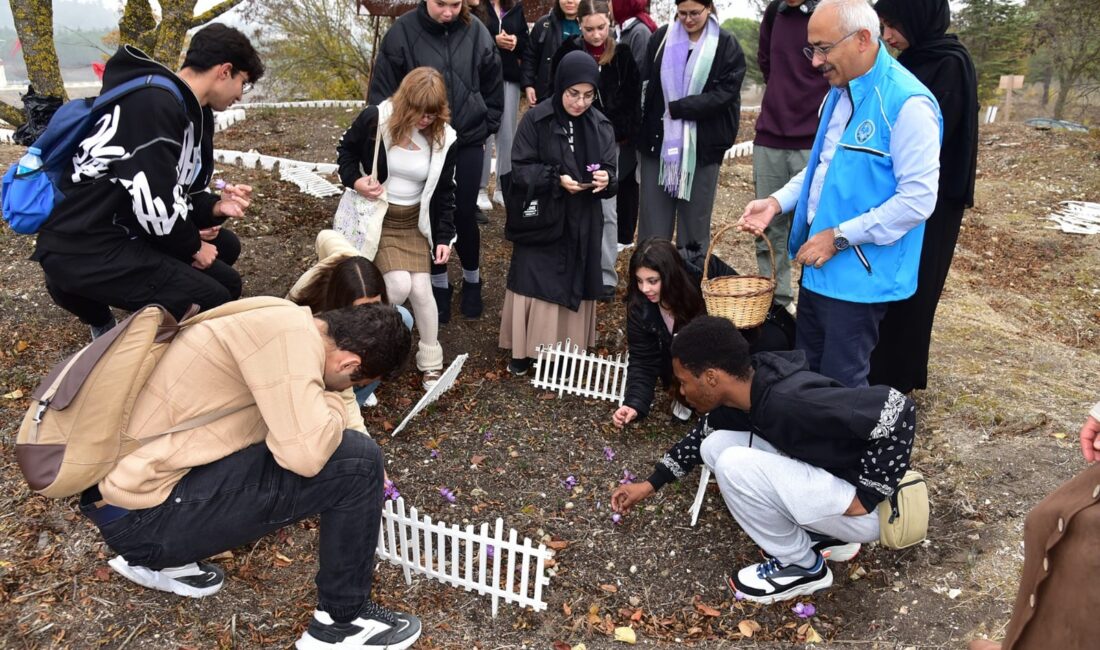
[[1, 74, 185, 234]]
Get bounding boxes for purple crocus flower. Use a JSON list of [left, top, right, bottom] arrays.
[[439, 487, 456, 503], [603, 446, 615, 462], [586, 163, 601, 173], [486, 544, 495, 559], [430, 449, 440, 459], [561, 475, 578, 490], [611, 513, 622, 524], [383, 479, 400, 501], [619, 469, 636, 485], [734, 590, 746, 602], [483, 430, 494, 442], [214, 179, 227, 190], [792, 602, 816, 618]]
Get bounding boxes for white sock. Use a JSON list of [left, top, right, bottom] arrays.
[[431, 273, 449, 289], [463, 268, 480, 284]]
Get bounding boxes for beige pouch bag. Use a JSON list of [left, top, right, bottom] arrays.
[[878, 470, 929, 549]]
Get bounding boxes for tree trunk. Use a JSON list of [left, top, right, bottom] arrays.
[[8, 0, 67, 99], [153, 0, 196, 68], [119, 0, 158, 53], [1052, 78, 1073, 119]]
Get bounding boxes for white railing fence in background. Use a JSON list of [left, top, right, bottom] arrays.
[[376, 498, 552, 615], [724, 140, 755, 161], [279, 165, 342, 198], [984, 105, 998, 124], [392, 353, 468, 436], [531, 339, 628, 403]]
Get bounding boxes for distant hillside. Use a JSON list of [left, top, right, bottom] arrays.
[[0, 1, 119, 31]]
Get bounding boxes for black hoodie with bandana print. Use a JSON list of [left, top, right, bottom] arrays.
[[33, 45, 221, 263], [646, 350, 916, 512]]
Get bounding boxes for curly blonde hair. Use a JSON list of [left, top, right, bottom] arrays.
[[387, 67, 452, 149]]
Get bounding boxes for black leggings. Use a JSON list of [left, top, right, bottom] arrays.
[[432, 143, 483, 275]]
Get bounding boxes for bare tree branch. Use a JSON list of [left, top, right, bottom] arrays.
[[0, 101, 27, 127], [190, 0, 248, 28]]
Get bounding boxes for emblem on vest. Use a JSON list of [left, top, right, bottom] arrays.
[[855, 119, 875, 144]]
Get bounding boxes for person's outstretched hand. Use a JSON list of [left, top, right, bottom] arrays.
[[1080, 414, 1100, 463], [611, 480, 654, 514], [738, 197, 781, 236]]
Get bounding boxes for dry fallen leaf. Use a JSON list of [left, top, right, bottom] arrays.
[[599, 584, 619, 593], [470, 454, 486, 466], [737, 619, 761, 638], [562, 601, 572, 616], [694, 596, 721, 617], [273, 551, 294, 566], [2, 389, 23, 400], [552, 642, 571, 650], [804, 624, 823, 643], [613, 626, 636, 644], [629, 608, 643, 622], [587, 604, 601, 625], [382, 420, 394, 432], [538, 392, 556, 400], [15, 340, 28, 353], [571, 645, 587, 650], [547, 540, 570, 551]]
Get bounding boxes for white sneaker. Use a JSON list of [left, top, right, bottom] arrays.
[[108, 555, 224, 598], [616, 242, 634, 254], [362, 393, 378, 408], [296, 602, 422, 650], [671, 398, 693, 421], [476, 190, 492, 211], [492, 189, 504, 206], [727, 554, 833, 604]]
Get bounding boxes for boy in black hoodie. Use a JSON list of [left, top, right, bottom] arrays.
[[32, 24, 262, 338], [612, 316, 916, 603]]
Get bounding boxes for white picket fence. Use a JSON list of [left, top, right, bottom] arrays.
[[531, 339, 628, 403], [392, 353, 468, 436], [237, 100, 366, 110], [1047, 201, 1100, 234], [279, 165, 343, 198], [213, 148, 340, 176], [376, 497, 553, 615], [723, 140, 755, 161], [214, 108, 247, 133]]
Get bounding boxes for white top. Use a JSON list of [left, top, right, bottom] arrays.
[[385, 130, 431, 206]]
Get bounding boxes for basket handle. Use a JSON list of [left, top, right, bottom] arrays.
[[703, 223, 776, 283]]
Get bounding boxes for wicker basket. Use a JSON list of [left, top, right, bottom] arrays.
[[701, 224, 776, 329]]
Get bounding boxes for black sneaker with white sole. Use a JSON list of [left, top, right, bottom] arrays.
[[107, 555, 224, 598], [726, 553, 833, 604], [296, 601, 422, 650]]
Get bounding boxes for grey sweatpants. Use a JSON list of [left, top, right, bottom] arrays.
[[700, 429, 880, 567], [753, 146, 811, 307], [598, 148, 624, 287], [637, 154, 721, 252], [481, 80, 522, 189]]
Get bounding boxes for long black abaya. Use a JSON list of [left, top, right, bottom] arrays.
[[868, 0, 979, 392]]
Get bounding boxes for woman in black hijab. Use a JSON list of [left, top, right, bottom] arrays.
[[868, 0, 979, 393], [500, 50, 619, 376]]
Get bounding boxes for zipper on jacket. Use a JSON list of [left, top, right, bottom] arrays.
[[852, 244, 872, 275]]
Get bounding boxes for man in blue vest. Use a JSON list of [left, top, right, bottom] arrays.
[[739, 0, 942, 388]]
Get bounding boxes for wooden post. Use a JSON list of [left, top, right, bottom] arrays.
[[998, 75, 1025, 122]]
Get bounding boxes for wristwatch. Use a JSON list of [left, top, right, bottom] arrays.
[[833, 226, 850, 251]]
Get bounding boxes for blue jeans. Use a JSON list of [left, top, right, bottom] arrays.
[[795, 287, 888, 388], [88, 430, 384, 623]]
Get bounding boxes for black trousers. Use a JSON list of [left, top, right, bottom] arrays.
[[868, 199, 965, 393], [87, 430, 385, 623], [39, 229, 242, 326], [796, 286, 888, 388], [617, 143, 639, 245], [432, 144, 483, 276]]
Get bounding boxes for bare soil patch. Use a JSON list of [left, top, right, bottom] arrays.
[[1, 114, 1098, 649]]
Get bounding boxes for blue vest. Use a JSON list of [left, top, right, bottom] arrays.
[[789, 44, 941, 303]]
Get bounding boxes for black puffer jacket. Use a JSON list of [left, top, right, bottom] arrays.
[[368, 2, 503, 146], [522, 12, 568, 103], [335, 105, 457, 248], [647, 351, 917, 512], [482, 1, 530, 84], [550, 38, 642, 143], [507, 101, 618, 310], [639, 24, 746, 165]]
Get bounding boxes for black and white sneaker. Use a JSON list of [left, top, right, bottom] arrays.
[[507, 357, 533, 376], [296, 601, 422, 650], [808, 532, 861, 562], [727, 554, 833, 604], [107, 555, 224, 598]]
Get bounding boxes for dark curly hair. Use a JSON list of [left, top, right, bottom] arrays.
[[182, 23, 265, 83], [316, 304, 411, 381], [670, 316, 752, 381]]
